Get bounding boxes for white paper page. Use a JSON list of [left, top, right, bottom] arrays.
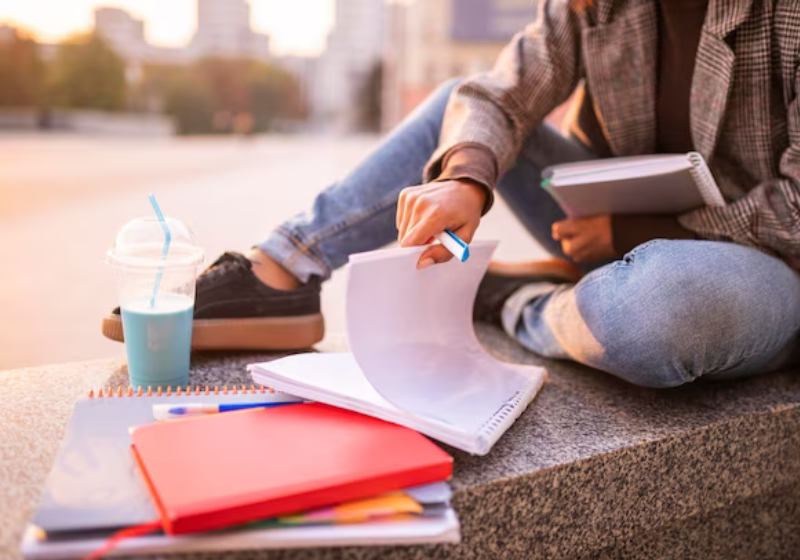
[[345, 241, 532, 434], [250, 354, 478, 451], [251, 353, 398, 411]]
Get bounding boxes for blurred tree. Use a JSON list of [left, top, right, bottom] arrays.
[[163, 70, 216, 135], [0, 28, 44, 107], [48, 33, 126, 111], [355, 61, 383, 132], [247, 60, 307, 131], [146, 58, 305, 135]]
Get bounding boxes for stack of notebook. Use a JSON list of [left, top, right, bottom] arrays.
[[22, 392, 458, 559]]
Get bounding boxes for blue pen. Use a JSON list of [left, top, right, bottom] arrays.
[[152, 401, 300, 420], [434, 230, 470, 262]]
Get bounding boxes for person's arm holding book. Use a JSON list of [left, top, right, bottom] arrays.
[[397, 0, 585, 267]]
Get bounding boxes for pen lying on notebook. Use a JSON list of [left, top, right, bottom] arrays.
[[153, 401, 301, 420]]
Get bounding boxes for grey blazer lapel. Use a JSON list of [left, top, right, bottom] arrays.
[[690, 0, 754, 161], [582, 0, 657, 156]]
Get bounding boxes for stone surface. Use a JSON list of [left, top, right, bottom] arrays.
[[2, 325, 800, 559]]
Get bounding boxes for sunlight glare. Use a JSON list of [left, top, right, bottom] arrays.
[[0, 0, 333, 56]]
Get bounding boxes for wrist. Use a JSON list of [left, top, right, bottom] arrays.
[[455, 178, 490, 214]]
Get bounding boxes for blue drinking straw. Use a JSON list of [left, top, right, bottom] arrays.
[[148, 193, 171, 308]]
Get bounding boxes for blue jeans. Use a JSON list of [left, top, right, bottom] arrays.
[[259, 80, 800, 388]]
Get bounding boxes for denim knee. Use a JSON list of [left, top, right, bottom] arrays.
[[573, 240, 800, 388]]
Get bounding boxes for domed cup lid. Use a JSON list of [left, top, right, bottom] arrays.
[[107, 217, 204, 270]]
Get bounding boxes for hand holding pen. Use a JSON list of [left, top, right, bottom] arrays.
[[396, 179, 485, 269]]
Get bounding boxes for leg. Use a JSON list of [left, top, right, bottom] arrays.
[[496, 123, 597, 264], [503, 240, 800, 387], [258, 79, 461, 283]]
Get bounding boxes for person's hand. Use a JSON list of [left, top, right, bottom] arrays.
[[552, 215, 614, 263], [396, 180, 486, 269]]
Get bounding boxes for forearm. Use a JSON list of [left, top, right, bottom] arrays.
[[424, 0, 586, 183]]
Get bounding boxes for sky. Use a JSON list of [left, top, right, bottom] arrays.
[[0, 0, 335, 56]]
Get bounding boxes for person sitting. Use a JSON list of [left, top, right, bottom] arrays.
[[103, 0, 800, 388]]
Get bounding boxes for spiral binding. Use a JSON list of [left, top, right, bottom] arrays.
[[687, 152, 725, 207], [88, 384, 280, 397], [476, 388, 528, 439]]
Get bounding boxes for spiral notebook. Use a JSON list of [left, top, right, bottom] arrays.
[[250, 242, 547, 456], [31, 386, 303, 535], [541, 152, 726, 218]]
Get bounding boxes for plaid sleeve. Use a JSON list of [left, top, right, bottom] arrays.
[[424, 0, 585, 183], [678, 65, 800, 270]]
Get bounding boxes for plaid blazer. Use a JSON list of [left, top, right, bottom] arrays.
[[426, 0, 800, 270]]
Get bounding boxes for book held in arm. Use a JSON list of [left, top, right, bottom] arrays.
[[541, 152, 725, 218]]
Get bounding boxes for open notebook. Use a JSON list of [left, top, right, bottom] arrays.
[[250, 241, 547, 455], [541, 152, 726, 218]]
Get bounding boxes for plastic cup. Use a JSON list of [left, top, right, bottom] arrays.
[[107, 217, 204, 389]]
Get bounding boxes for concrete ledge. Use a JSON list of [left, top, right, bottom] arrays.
[[2, 324, 799, 559], [0, 109, 175, 136]]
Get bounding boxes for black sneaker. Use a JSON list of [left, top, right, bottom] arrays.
[[473, 259, 582, 327], [101, 252, 324, 350]]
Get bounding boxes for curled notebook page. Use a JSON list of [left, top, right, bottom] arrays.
[[346, 241, 535, 434]]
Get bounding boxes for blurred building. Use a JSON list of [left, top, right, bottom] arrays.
[[191, 0, 271, 61], [93, 1, 270, 65], [0, 24, 16, 42], [310, 0, 385, 131], [382, 0, 538, 130], [278, 55, 317, 106], [93, 7, 186, 66], [94, 7, 147, 63]]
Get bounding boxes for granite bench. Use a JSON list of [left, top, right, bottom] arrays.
[[2, 324, 800, 559]]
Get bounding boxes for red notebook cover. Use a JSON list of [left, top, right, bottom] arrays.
[[130, 403, 452, 535]]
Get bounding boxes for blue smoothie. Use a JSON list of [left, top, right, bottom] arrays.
[[121, 294, 193, 389]]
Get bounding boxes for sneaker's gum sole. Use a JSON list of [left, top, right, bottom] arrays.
[[102, 314, 324, 351], [487, 259, 583, 283]]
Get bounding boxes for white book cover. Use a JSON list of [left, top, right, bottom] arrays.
[[250, 241, 547, 455]]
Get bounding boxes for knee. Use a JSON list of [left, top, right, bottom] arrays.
[[579, 284, 723, 388], [575, 241, 800, 388]]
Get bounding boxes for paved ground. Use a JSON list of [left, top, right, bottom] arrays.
[[0, 133, 546, 371]]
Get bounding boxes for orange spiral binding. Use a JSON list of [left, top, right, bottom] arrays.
[[87, 384, 281, 397]]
